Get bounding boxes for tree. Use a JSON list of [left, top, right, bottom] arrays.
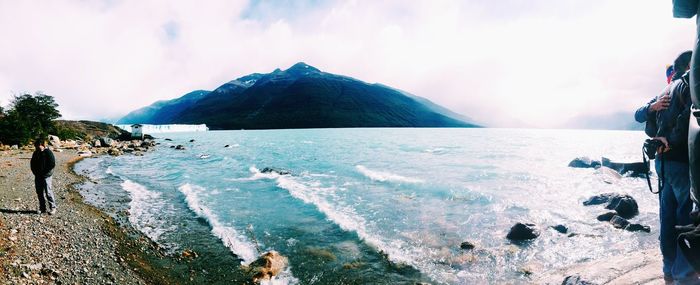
[[0, 92, 61, 145]]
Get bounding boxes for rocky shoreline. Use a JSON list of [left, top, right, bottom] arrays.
[[0, 148, 176, 284]]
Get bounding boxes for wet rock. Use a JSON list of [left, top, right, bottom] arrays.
[[175, 145, 185, 150], [224, 144, 230, 148], [605, 195, 638, 219], [107, 148, 122, 156], [562, 274, 595, 285], [583, 193, 618, 206], [164, 138, 172, 141], [568, 157, 601, 169], [551, 225, 568, 234], [506, 223, 540, 240], [609, 215, 630, 229], [601, 157, 648, 178], [596, 212, 617, 222], [460, 241, 476, 250], [260, 167, 291, 175], [247, 251, 289, 283], [189, 139, 195, 142], [304, 247, 337, 261], [99, 137, 115, 147], [625, 224, 651, 233]]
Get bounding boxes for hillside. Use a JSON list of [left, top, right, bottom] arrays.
[[118, 63, 479, 129]]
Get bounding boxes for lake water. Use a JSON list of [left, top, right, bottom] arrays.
[[74, 128, 659, 284]]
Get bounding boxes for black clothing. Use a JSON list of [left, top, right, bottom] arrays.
[[30, 148, 55, 177], [656, 73, 692, 162]]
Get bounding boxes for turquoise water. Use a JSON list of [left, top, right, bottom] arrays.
[[75, 128, 659, 284]]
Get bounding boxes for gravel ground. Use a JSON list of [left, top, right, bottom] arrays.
[[0, 149, 148, 285]]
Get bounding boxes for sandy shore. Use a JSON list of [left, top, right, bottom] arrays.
[[0, 149, 170, 285]]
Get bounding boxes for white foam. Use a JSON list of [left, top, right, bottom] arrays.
[[225, 166, 285, 182], [355, 165, 424, 184], [178, 183, 258, 264], [121, 180, 175, 242]]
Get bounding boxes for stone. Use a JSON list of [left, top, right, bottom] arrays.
[[596, 212, 617, 222], [189, 139, 195, 142], [625, 224, 651, 233], [175, 145, 185, 150], [99, 137, 115, 147], [551, 225, 568, 234], [605, 195, 638, 219], [93, 140, 101, 148], [10, 145, 18, 150], [164, 138, 172, 141], [107, 148, 122, 156], [583, 193, 618, 206], [609, 215, 630, 229], [568, 157, 601, 169], [506, 223, 540, 241], [260, 167, 291, 175], [247, 251, 289, 283], [562, 275, 595, 285], [48, 135, 60, 147], [460, 241, 475, 250], [181, 249, 198, 259], [601, 157, 649, 178]]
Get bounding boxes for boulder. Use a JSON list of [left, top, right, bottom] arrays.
[[460, 241, 475, 250], [99, 137, 115, 147], [562, 275, 595, 285], [247, 251, 289, 283], [93, 140, 101, 147], [78, 150, 92, 157], [583, 193, 619, 206], [164, 138, 172, 141], [10, 145, 18, 150], [609, 215, 630, 229], [625, 224, 651, 233], [175, 145, 185, 150], [62, 140, 78, 149], [108, 148, 123, 156], [601, 157, 649, 178], [596, 212, 617, 222], [261, 167, 291, 175], [605, 195, 638, 219], [189, 139, 195, 142], [568, 157, 601, 169], [48, 135, 60, 147], [551, 225, 568, 234], [506, 223, 540, 241]]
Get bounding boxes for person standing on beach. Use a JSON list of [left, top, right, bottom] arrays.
[[30, 139, 57, 215]]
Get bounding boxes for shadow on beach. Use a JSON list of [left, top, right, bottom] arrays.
[[0, 208, 39, 214]]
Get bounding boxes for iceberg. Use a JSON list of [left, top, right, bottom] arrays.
[[116, 124, 209, 134]]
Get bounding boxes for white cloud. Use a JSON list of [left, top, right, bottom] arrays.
[[0, 0, 695, 127]]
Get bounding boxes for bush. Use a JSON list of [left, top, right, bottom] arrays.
[[0, 92, 61, 146]]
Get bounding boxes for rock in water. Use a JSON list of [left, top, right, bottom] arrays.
[[568, 157, 601, 168], [605, 195, 638, 219], [247, 251, 289, 283], [609, 215, 630, 229], [460, 241, 476, 250], [625, 224, 651, 233], [260, 167, 291, 175], [506, 223, 540, 240], [582, 193, 619, 206], [596, 212, 617, 222], [175, 145, 185, 150], [551, 225, 568, 234]]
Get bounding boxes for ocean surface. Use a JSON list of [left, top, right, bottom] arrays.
[[74, 128, 659, 284]]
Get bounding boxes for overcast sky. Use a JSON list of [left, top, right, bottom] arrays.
[[0, 0, 696, 127]]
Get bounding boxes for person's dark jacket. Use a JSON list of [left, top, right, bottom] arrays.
[[673, 0, 699, 18], [656, 72, 692, 162], [30, 148, 55, 177]]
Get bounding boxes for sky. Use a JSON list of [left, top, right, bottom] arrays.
[[0, 0, 696, 127]]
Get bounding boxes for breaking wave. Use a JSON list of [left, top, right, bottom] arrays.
[[355, 165, 424, 183]]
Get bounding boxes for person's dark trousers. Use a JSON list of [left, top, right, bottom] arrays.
[[657, 160, 699, 283], [34, 176, 56, 212]]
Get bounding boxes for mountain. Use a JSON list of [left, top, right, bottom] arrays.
[[118, 62, 479, 129], [562, 111, 644, 130]]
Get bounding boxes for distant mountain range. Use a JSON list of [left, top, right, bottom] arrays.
[[117, 63, 479, 129]]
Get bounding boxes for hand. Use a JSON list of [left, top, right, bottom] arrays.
[[654, 136, 671, 153], [650, 94, 671, 112]]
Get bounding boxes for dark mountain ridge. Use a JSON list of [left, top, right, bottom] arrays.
[[118, 62, 480, 129]]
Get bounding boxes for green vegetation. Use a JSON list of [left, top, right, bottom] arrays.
[[0, 92, 61, 146]]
